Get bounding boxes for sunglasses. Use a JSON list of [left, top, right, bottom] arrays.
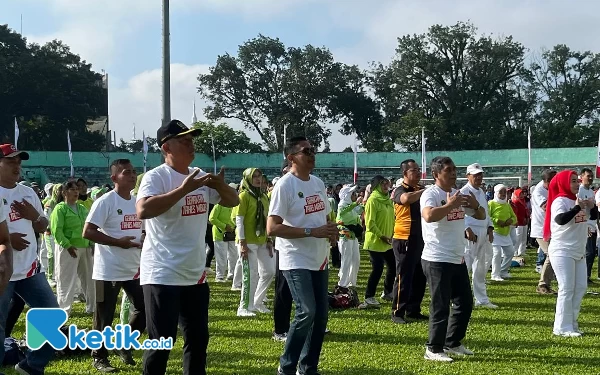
[[292, 147, 317, 156]]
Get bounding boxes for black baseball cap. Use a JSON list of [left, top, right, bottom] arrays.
[[157, 119, 202, 147]]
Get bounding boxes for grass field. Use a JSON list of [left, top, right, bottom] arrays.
[[5, 250, 600, 375]]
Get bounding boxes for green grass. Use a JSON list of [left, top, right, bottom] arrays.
[[6, 250, 600, 375]]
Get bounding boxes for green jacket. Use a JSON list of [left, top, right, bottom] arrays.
[[488, 201, 517, 237], [209, 204, 235, 241], [50, 202, 90, 249], [363, 195, 394, 252], [336, 202, 364, 240]]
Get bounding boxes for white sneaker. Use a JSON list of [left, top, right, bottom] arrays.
[[475, 301, 498, 309], [231, 285, 242, 291], [48, 280, 56, 288], [424, 348, 453, 362], [491, 276, 505, 282], [365, 297, 380, 306], [205, 268, 215, 275], [253, 305, 271, 314], [227, 274, 234, 280], [237, 308, 256, 317], [444, 345, 474, 356], [215, 277, 226, 283], [553, 331, 582, 337], [500, 273, 512, 279]]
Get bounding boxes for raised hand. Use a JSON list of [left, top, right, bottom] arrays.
[[12, 200, 39, 222], [446, 191, 466, 209], [181, 169, 212, 194], [465, 192, 480, 209], [206, 167, 227, 189], [117, 236, 142, 249]]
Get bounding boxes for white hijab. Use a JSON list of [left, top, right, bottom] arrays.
[[338, 184, 358, 208], [493, 184, 507, 204]]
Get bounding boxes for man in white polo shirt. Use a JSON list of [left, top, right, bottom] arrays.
[[530, 169, 557, 294], [83, 159, 145, 373], [0, 144, 58, 375], [421, 156, 484, 363], [136, 120, 239, 375], [268, 136, 338, 375]]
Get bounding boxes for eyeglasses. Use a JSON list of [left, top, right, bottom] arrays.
[[408, 168, 421, 173], [292, 147, 317, 156]]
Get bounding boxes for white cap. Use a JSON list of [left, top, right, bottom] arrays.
[[466, 163, 484, 175]]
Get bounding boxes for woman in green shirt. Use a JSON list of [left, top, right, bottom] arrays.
[[236, 168, 275, 317], [209, 200, 237, 282], [361, 176, 395, 308], [51, 181, 95, 315]]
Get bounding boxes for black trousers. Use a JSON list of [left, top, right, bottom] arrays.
[[421, 260, 473, 353], [142, 283, 210, 375], [92, 279, 146, 360], [273, 250, 293, 335], [391, 237, 426, 318], [365, 249, 395, 299], [330, 243, 341, 269], [205, 227, 215, 268], [5, 295, 26, 338], [585, 231, 598, 278]]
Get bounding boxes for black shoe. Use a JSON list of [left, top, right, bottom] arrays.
[[406, 312, 429, 321], [15, 360, 43, 375], [117, 349, 135, 366], [93, 358, 117, 373], [391, 315, 407, 324]]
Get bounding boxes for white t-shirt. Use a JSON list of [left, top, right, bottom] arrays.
[[530, 180, 548, 239], [578, 185, 596, 231], [460, 183, 492, 230], [136, 164, 221, 286], [548, 197, 586, 260], [269, 173, 331, 271], [420, 185, 466, 265], [0, 184, 45, 281], [87, 190, 143, 281]]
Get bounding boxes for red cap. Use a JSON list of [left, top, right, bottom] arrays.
[[0, 144, 29, 160]]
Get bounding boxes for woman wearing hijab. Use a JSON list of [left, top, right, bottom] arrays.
[[360, 176, 395, 308], [545, 170, 590, 337], [488, 184, 518, 282], [510, 188, 530, 257], [44, 183, 64, 285], [336, 184, 364, 289], [236, 168, 275, 317]]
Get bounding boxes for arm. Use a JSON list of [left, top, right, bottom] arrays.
[[398, 190, 424, 205], [555, 205, 582, 225], [0, 221, 13, 295], [209, 205, 227, 232], [83, 222, 140, 249], [50, 206, 72, 249], [267, 215, 312, 239], [472, 205, 486, 220], [422, 205, 455, 223], [136, 186, 190, 220], [208, 181, 239, 208]]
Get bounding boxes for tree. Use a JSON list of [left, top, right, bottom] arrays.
[[191, 121, 263, 158], [115, 137, 159, 153], [0, 25, 107, 151], [531, 45, 600, 147], [198, 35, 375, 151], [371, 22, 528, 151]]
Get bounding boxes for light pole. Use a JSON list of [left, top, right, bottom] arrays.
[[161, 0, 171, 162]]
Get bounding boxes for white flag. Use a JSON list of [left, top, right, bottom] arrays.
[[282, 124, 287, 160], [14, 118, 19, 146], [67, 130, 74, 177], [142, 131, 148, 173], [353, 137, 358, 184], [211, 134, 217, 174], [421, 127, 427, 180], [596, 127, 600, 179], [528, 127, 532, 185]]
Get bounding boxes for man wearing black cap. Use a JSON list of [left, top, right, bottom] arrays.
[[136, 120, 239, 375], [0, 144, 58, 375]]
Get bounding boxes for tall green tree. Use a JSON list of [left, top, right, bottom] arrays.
[[531, 45, 600, 147], [370, 22, 528, 151], [0, 25, 107, 151], [197, 35, 375, 151], [191, 121, 263, 158]]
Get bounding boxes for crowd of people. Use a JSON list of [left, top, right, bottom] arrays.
[[0, 120, 597, 374]]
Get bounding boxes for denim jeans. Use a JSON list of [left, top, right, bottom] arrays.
[[280, 269, 329, 375], [537, 248, 546, 267], [0, 273, 58, 372]]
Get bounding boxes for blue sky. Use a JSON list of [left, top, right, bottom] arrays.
[[2, 0, 600, 151]]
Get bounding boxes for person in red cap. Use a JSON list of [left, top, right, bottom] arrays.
[[0, 144, 59, 375], [544, 170, 592, 337]]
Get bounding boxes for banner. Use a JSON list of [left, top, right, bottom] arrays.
[[211, 134, 217, 174], [421, 127, 426, 179], [14, 118, 19, 147], [67, 130, 74, 177], [142, 131, 148, 173], [353, 137, 358, 184], [528, 127, 532, 186], [282, 125, 287, 160]]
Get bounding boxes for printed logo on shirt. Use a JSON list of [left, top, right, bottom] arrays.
[[298, 192, 304, 198], [575, 210, 586, 224], [117, 209, 123, 215], [121, 214, 142, 230], [181, 194, 207, 217], [447, 208, 465, 221], [304, 195, 325, 215], [9, 205, 22, 222]]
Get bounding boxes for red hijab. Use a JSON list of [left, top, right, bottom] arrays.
[[543, 170, 577, 240], [511, 188, 524, 203]]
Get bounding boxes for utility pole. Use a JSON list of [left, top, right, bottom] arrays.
[[161, 0, 171, 163]]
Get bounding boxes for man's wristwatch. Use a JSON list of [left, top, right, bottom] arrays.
[[304, 228, 312, 237]]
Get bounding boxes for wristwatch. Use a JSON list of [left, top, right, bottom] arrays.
[[304, 228, 312, 237]]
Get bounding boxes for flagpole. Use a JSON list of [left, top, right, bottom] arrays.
[[528, 127, 532, 186], [421, 127, 427, 180], [211, 134, 217, 174], [595, 127, 600, 179], [14, 118, 19, 147], [282, 124, 287, 160], [353, 137, 358, 184], [67, 130, 74, 178], [143, 131, 148, 173]]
